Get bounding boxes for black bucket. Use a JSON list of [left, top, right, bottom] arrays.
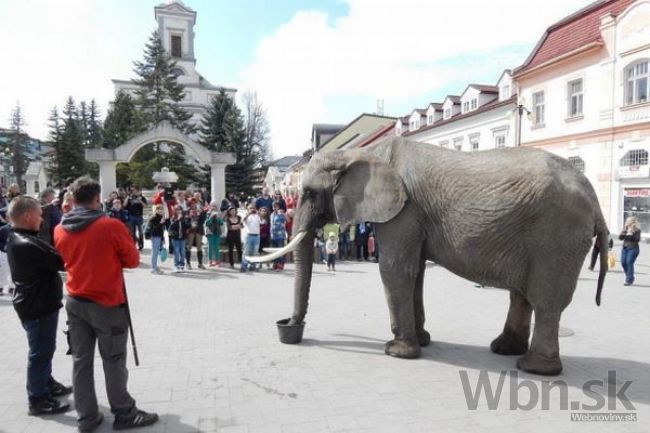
[[276, 318, 305, 344]]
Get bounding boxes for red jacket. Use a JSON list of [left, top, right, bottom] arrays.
[[54, 216, 139, 307]]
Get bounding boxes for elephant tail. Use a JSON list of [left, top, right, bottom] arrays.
[[595, 220, 609, 307]]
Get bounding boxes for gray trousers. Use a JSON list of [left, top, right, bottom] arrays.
[[66, 297, 136, 426]]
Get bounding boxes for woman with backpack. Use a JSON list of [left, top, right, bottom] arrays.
[[204, 202, 223, 267]]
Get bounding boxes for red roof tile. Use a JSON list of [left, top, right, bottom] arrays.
[[516, 0, 634, 75]]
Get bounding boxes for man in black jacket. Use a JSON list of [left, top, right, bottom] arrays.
[[6, 196, 72, 415]]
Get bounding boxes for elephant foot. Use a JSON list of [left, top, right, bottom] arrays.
[[385, 339, 421, 359], [417, 329, 431, 347], [490, 331, 528, 356], [516, 352, 563, 376]]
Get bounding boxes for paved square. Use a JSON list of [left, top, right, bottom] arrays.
[[0, 244, 648, 433]]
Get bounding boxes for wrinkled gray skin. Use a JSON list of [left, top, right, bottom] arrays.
[[286, 136, 609, 376]]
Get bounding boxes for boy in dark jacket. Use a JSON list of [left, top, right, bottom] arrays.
[[6, 196, 72, 415]]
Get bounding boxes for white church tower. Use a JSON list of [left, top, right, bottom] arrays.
[[112, 1, 236, 127]]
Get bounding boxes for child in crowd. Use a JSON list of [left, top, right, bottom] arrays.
[[241, 205, 261, 272], [108, 198, 129, 226], [326, 232, 339, 271], [270, 203, 287, 270], [204, 202, 223, 267], [258, 207, 271, 269]]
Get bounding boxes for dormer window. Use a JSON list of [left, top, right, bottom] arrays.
[[171, 35, 182, 58], [427, 114, 433, 125], [500, 85, 511, 99], [471, 98, 478, 110], [444, 108, 451, 119], [462, 101, 469, 113]]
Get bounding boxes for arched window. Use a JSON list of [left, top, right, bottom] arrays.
[[625, 60, 649, 105], [567, 156, 585, 173], [171, 67, 184, 77], [620, 149, 649, 167]]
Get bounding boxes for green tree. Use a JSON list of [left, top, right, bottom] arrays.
[[132, 31, 195, 134], [87, 99, 103, 148], [199, 90, 233, 151], [46, 106, 65, 186], [5, 103, 29, 190], [59, 96, 89, 180], [103, 91, 144, 149]]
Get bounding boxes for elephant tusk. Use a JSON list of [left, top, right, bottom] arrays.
[[245, 231, 306, 263]]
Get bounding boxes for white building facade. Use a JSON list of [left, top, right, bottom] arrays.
[[515, 0, 650, 235], [402, 74, 518, 151]]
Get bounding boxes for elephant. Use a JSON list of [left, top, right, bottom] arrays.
[[249, 136, 609, 376]]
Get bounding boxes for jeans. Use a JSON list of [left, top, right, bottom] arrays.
[[271, 238, 286, 265], [66, 297, 136, 427], [206, 234, 221, 262], [327, 253, 336, 268], [21, 310, 59, 404], [621, 247, 640, 284], [128, 215, 144, 248], [172, 238, 186, 269], [241, 234, 260, 270], [151, 236, 162, 270]]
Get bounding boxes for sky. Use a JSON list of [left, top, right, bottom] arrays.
[[0, 0, 590, 158]]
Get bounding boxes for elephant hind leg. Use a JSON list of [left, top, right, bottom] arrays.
[[515, 270, 577, 376], [414, 258, 430, 347], [491, 289, 532, 356]]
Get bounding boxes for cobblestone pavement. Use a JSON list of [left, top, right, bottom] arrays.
[[0, 244, 648, 433]]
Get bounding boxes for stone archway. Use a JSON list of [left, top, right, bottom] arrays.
[[86, 121, 235, 201]]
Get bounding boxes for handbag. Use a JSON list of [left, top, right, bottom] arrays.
[[159, 246, 168, 262], [607, 252, 616, 269]]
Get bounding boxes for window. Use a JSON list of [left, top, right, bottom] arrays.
[[533, 91, 545, 126], [471, 98, 478, 110], [567, 79, 583, 118], [410, 120, 418, 131], [171, 35, 182, 58], [453, 137, 463, 151], [620, 149, 649, 166], [567, 156, 585, 173], [501, 85, 511, 99], [427, 114, 433, 125], [625, 61, 649, 105], [494, 134, 506, 148], [444, 108, 451, 118], [469, 134, 480, 151], [463, 101, 469, 112]]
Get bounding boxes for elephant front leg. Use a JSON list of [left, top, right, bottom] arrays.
[[380, 262, 421, 359], [491, 290, 532, 356]]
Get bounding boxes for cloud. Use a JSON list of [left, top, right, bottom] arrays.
[[239, 0, 587, 157], [0, 0, 151, 140]]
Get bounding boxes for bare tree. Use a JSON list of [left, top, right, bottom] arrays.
[[242, 91, 272, 166]]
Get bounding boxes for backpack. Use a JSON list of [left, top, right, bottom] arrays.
[[205, 216, 222, 236]]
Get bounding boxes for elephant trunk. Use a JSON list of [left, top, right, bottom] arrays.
[[290, 230, 316, 325]]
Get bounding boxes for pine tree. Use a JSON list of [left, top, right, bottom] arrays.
[[46, 106, 65, 186], [58, 96, 88, 180], [199, 90, 233, 151], [224, 105, 256, 195], [79, 101, 89, 147], [87, 99, 103, 148], [103, 91, 144, 149], [6, 103, 29, 190], [132, 31, 195, 134]]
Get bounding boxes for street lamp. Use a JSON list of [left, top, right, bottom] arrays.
[[507, 97, 535, 146]]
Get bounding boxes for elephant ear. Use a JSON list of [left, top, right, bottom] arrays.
[[331, 155, 406, 227]]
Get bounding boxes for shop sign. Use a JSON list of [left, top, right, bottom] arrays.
[[617, 165, 650, 179], [624, 188, 650, 197]]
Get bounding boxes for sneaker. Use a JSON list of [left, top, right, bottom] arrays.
[[332, 267, 336, 272], [113, 409, 159, 430], [186, 263, 192, 270], [173, 267, 180, 273], [78, 412, 104, 433], [8, 287, 14, 295], [587, 266, 594, 271], [29, 396, 70, 416], [240, 266, 246, 272], [50, 380, 72, 397], [198, 263, 205, 270]]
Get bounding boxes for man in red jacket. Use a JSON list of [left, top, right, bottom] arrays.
[[54, 177, 158, 432]]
